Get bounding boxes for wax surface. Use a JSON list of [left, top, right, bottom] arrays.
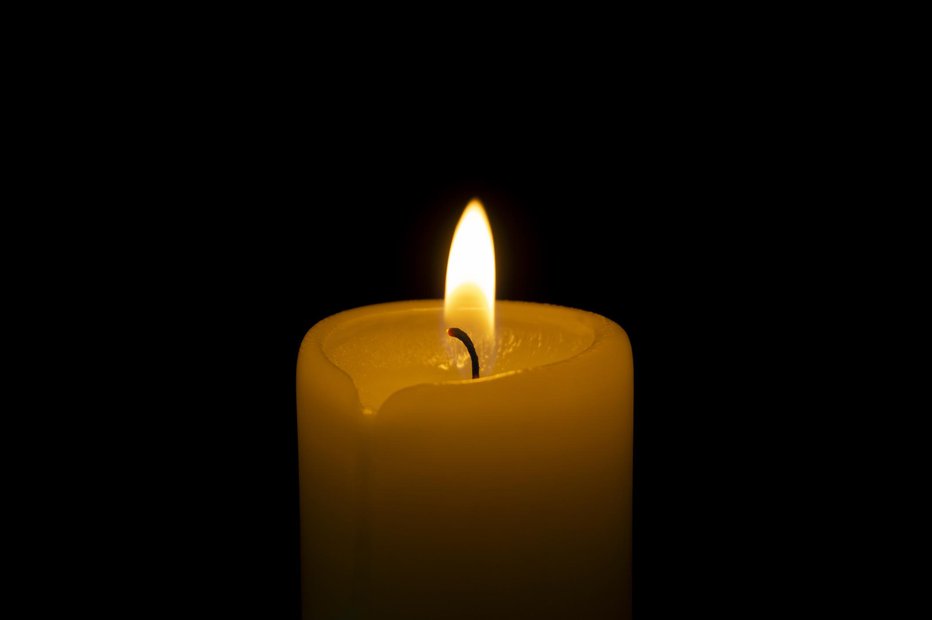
[[297, 300, 633, 619], [324, 303, 595, 413]]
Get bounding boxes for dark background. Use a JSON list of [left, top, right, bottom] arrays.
[[118, 119, 817, 618], [25, 26, 891, 618]]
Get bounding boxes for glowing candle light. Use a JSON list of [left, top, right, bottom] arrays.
[[297, 199, 633, 619]]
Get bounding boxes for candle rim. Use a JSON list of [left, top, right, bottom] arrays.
[[302, 299, 629, 415]]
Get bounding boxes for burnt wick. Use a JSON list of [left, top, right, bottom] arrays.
[[447, 327, 479, 379]]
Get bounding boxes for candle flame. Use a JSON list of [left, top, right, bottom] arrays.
[[444, 198, 496, 334]]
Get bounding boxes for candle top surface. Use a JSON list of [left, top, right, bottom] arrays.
[[317, 300, 600, 414]]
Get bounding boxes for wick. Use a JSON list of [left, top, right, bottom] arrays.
[[447, 327, 479, 379]]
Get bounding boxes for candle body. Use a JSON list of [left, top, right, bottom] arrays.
[[297, 301, 633, 619]]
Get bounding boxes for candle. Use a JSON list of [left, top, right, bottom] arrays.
[[297, 200, 633, 619]]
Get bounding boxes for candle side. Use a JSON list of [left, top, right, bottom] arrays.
[[296, 318, 368, 617], [297, 300, 633, 619]]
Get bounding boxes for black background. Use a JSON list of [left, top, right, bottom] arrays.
[[21, 24, 897, 617], [112, 115, 817, 618]]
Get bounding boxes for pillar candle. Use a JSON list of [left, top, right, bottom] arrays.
[[296, 201, 633, 619]]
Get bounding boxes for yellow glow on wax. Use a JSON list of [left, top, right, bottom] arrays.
[[444, 199, 496, 334]]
